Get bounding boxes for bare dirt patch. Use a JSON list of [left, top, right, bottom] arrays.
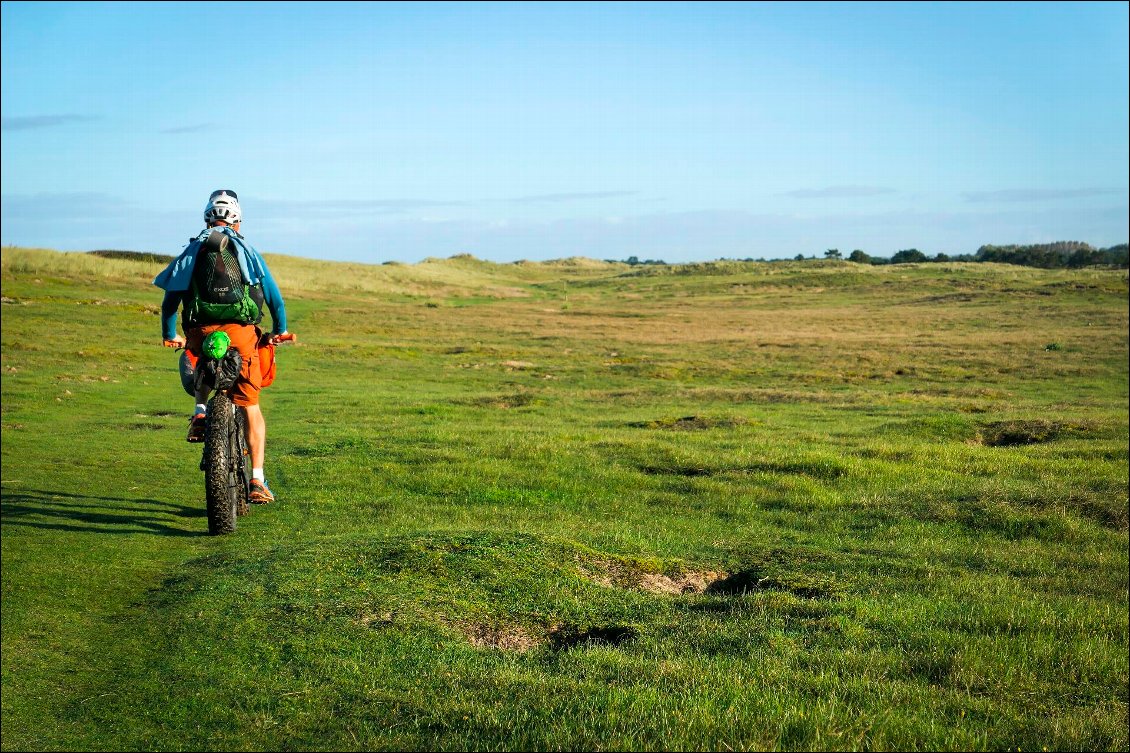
[[581, 558, 729, 595], [638, 464, 713, 477], [464, 623, 542, 652], [976, 419, 1095, 446], [706, 569, 837, 599], [548, 624, 637, 649], [628, 415, 750, 431], [361, 611, 545, 652], [460, 621, 646, 652], [460, 620, 640, 652], [579, 552, 840, 600], [637, 570, 729, 595]]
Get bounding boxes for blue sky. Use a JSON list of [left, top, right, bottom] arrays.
[[2, 1, 1127, 263]]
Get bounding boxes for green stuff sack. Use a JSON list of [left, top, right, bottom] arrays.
[[203, 330, 231, 360], [195, 330, 242, 392]]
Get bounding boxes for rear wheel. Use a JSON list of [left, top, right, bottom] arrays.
[[204, 393, 240, 535]]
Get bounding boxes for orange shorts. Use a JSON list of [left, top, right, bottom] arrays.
[[186, 324, 262, 407]]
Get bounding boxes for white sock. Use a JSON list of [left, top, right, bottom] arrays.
[[253, 468, 265, 482]]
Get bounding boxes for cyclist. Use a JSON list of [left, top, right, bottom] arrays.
[[153, 189, 289, 504]]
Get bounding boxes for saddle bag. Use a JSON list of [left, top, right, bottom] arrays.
[[190, 348, 243, 394]]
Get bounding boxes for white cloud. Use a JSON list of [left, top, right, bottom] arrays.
[[962, 188, 1126, 203], [1, 114, 97, 131], [509, 191, 638, 203], [782, 186, 897, 199]]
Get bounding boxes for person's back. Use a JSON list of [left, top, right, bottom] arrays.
[[154, 190, 290, 504]]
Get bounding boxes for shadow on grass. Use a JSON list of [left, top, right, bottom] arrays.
[[0, 488, 206, 538]]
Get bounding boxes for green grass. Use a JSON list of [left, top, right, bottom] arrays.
[[2, 247, 1127, 751]]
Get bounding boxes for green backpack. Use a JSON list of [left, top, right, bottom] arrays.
[[184, 230, 264, 328]]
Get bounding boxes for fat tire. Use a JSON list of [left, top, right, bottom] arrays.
[[235, 407, 250, 517], [204, 393, 239, 535]]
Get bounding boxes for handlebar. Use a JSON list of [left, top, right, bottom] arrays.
[[164, 333, 297, 349], [260, 332, 297, 347]]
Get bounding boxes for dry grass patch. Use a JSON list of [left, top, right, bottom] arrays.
[[461, 392, 537, 409], [678, 387, 861, 404]]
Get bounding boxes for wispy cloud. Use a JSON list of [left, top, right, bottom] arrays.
[[0, 192, 186, 251], [160, 123, 216, 134], [1, 114, 97, 132], [783, 185, 897, 199], [1, 192, 118, 221], [252, 198, 468, 220], [510, 191, 638, 203], [962, 188, 1125, 203], [4, 192, 1125, 263]]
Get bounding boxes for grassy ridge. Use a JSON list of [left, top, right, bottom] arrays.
[[2, 247, 1127, 750]]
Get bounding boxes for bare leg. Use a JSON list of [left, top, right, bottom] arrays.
[[245, 403, 266, 470]]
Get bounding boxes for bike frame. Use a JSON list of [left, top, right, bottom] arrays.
[[165, 332, 295, 535]]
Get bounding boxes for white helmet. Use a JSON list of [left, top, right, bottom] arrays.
[[204, 189, 241, 225]]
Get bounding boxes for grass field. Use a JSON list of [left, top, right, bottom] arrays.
[[1, 246, 1127, 751]]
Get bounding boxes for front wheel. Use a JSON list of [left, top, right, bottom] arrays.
[[234, 405, 250, 518], [204, 393, 241, 535]]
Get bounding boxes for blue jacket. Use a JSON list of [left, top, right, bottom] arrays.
[[154, 226, 287, 339]]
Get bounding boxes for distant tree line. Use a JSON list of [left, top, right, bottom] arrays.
[[606, 255, 669, 266], [615, 241, 1127, 269], [89, 249, 175, 263], [842, 242, 1128, 269]]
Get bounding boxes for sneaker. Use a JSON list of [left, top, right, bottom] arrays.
[[249, 479, 275, 504], [186, 413, 206, 443]]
